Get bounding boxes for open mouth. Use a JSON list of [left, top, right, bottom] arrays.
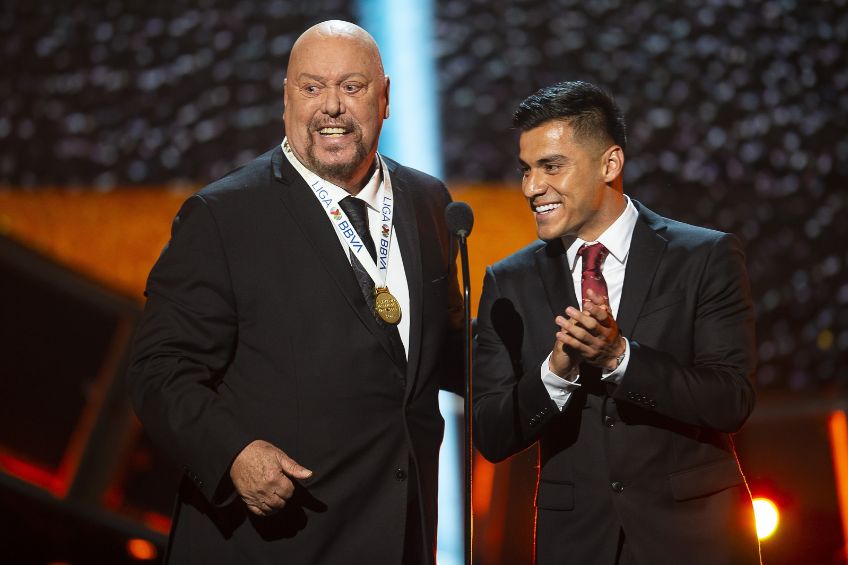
[[318, 126, 349, 137], [533, 202, 562, 215]]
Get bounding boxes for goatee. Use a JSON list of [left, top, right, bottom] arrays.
[[306, 142, 369, 183], [304, 118, 370, 186]]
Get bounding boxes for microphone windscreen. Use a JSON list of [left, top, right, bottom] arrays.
[[445, 201, 474, 237]]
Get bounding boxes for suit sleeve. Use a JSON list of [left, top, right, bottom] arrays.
[[614, 233, 756, 433], [126, 194, 253, 503], [472, 266, 559, 462]]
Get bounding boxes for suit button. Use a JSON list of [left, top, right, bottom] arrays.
[[395, 468, 407, 482], [604, 416, 615, 428], [611, 481, 624, 493]]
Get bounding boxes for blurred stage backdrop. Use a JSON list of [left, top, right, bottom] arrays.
[[1, 0, 847, 563]]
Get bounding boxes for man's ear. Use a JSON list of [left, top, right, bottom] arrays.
[[602, 145, 624, 182], [383, 75, 391, 119], [282, 78, 288, 116]]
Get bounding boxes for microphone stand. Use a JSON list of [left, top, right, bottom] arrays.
[[457, 230, 473, 565], [445, 200, 474, 565]]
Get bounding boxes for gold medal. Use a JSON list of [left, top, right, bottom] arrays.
[[374, 286, 401, 325]]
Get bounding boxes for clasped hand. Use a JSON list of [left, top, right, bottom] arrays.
[[549, 288, 625, 376], [229, 439, 313, 517]]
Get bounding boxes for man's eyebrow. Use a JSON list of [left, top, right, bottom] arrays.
[[537, 154, 567, 164], [294, 72, 369, 82]]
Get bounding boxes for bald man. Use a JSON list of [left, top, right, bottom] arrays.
[[127, 20, 463, 564]]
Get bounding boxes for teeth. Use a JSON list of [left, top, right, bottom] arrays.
[[535, 203, 561, 213], [319, 127, 346, 135]]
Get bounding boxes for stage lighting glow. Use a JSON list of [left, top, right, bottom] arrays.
[[828, 410, 848, 562], [126, 538, 157, 561], [752, 497, 780, 540]]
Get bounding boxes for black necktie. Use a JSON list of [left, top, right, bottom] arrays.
[[338, 196, 407, 372], [339, 196, 378, 263]]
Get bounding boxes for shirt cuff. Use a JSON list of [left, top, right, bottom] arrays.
[[601, 336, 631, 385], [540, 352, 581, 411]]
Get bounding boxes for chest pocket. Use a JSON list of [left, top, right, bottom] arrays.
[[638, 289, 685, 319]]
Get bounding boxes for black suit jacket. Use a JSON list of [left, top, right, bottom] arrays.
[[473, 201, 761, 565], [127, 146, 463, 564]]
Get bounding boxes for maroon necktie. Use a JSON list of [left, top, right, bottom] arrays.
[[578, 242, 609, 305]]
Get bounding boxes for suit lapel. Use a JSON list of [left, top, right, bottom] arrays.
[[617, 202, 668, 337], [388, 161, 424, 396], [531, 201, 668, 339], [271, 147, 405, 371], [535, 237, 579, 319]]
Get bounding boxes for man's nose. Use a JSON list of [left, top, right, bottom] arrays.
[[522, 170, 544, 197], [322, 86, 345, 117]]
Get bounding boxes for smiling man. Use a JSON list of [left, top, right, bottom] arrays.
[[472, 81, 761, 565], [127, 20, 463, 565], [283, 21, 388, 191]]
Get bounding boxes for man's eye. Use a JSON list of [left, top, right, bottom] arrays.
[[544, 164, 559, 173], [301, 85, 321, 95], [343, 83, 363, 94]]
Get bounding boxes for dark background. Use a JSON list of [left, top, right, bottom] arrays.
[[2, 0, 846, 392], [2, 1, 847, 563]]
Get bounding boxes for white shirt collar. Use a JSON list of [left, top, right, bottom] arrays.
[[565, 195, 639, 270], [354, 155, 384, 212]]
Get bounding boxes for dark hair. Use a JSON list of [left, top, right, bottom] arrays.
[[512, 80, 627, 151]]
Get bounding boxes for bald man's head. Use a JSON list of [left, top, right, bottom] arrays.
[[283, 20, 390, 193], [290, 21, 385, 76]]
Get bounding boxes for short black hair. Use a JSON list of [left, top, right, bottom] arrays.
[[512, 80, 627, 151]]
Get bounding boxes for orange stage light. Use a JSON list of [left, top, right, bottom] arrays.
[[126, 538, 157, 561], [828, 410, 848, 562], [752, 497, 780, 540], [472, 453, 496, 516]]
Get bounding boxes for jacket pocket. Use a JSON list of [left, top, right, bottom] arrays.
[[536, 480, 575, 510], [431, 271, 449, 284], [669, 457, 743, 501], [639, 289, 685, 318]]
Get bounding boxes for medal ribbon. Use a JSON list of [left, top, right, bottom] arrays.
[[282, 138, 395, 289]]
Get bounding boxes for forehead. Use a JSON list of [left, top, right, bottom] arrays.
[[519, 121, 578, 156], [288, 35, 381, 81]]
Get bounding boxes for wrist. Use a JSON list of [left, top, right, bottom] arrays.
[[605, 336, 627, 371], [549, 356, 574, 378]]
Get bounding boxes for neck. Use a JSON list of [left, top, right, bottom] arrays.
[[579, 190, 626, 241], [333, 158, 378, 196], [283, 138, 378, 195]]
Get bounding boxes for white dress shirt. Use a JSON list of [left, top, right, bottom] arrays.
[[541, 196, 639, 410], [281, 140, 411, 356]]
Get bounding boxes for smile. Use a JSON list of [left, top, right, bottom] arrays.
[[318, 127, 349, 137], [533, 202, 562, 214]]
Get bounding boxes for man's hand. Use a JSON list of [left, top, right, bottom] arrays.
[[549, 319, 580, 377], [229, 439, 313, 516], [556, 288, 625, 371]]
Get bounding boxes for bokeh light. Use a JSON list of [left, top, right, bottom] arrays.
[[126, 538, 157, 561], [753, 497, 780, 540]]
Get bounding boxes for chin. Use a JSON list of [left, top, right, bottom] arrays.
[[534, 220, 566, 241], [536, 228, 560, 241]]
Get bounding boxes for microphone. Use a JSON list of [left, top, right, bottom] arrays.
[[445, 201, 474, 238], [445, 200, 474, 565]]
